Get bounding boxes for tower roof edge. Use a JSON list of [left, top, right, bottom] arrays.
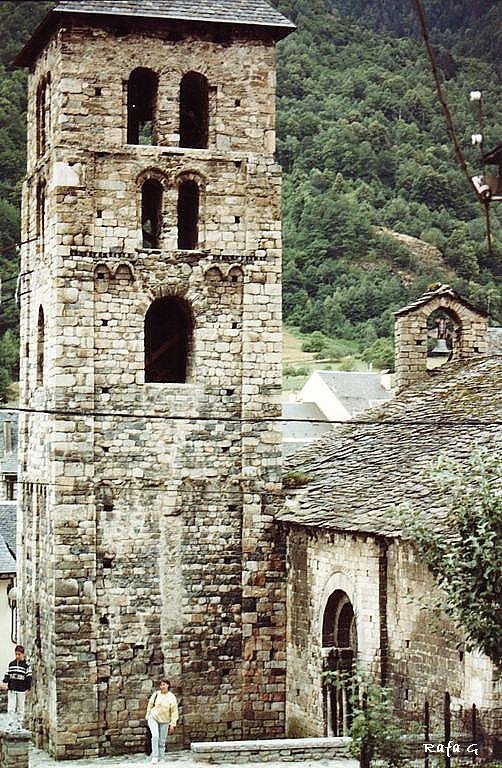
[[13, 0, 295, 67]]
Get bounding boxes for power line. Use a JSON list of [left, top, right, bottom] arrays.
[[1, 403, 500, 426], [412, 0, 479, 200], [0, 237, 38, 255]]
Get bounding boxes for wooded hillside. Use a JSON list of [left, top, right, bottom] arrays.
[[0, 0, 499, 392]]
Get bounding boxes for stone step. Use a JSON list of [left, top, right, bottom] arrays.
[[191, 736, 353, 763]]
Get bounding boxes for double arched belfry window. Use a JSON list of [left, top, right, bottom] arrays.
[[127, 68, 209, 149], [140, 175, 201, 251], [144, 297, 193, 383]]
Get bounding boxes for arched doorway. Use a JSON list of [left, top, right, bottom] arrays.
[[322, 589, 357, 736]]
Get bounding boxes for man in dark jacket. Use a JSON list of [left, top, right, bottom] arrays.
[[1, 644, 32, 724]]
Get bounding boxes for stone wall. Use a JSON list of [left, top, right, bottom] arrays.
[[19, 18, 286, 759], [0, 728, 30, 768], [286, 527, 381, 737], [394, 292, 488, 392], [191, 736, 352, 763], [286, 527, 497, 742]]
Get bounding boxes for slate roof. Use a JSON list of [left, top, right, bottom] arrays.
[[281, 402, 332, 458], [394, 284, 488, 318], [278, 356, 502, 538], [312, 371, 393, 416], [14, 0, 294, 65], [488, 327, 502, 354], [0, 533, 15, 575], [53, 0, 295, 28], [0, 503, 16, 556]]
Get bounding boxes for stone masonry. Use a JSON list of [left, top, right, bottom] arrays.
[[394, 285, 488, 392], [285, 528, 495, 742], [16, 2, 293, 759]]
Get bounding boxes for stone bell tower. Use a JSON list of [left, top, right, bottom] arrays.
[[15, 1, 294, 758]]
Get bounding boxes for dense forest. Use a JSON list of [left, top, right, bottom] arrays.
[[0, 0, 500, 392], [273, 0, 501, 367]]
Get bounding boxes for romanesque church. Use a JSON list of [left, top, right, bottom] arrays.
[[13, 0, 500, 760]]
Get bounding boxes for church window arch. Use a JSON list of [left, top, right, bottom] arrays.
[[36, 74, 51, 156], [179, 72, 209, 149], [36, 306, 45, 386], [322, 589, 357, 737], [36, 178, 46, 242], [141, 178, 163, 249], [127, 67, 158, 145], [144, 296, 193, 383], [322, 589, 357, 650], [177, 179, 199, 250]]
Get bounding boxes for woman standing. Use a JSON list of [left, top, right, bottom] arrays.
[[146, 679, 179, 764]]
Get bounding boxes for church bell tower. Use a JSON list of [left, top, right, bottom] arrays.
[[15, 1, 294, 758]]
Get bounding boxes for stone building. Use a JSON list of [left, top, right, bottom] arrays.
[[279, 296, 500, 746], [394, 284, 488, 392], [15, 0, 294, 758]]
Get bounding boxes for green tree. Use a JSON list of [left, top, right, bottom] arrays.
[[400, 449, 502, 665]]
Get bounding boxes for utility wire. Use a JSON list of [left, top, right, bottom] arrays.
[[1, 403, 500, 426], [412, 0, 479, 199], [0, 237, 38, 255]]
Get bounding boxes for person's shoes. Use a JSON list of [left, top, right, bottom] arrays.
[[151, 759, 159, 765]]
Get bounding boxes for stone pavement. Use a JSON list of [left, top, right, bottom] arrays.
[[30, 747, 358, 768], [0, 713, 356, 768]]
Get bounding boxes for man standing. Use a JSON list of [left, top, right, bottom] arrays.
[[1, 644, 32, 724]]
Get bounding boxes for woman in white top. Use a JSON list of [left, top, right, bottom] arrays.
[[146, 678, 179, 764]]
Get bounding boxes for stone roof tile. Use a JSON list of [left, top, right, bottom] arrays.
[[53, 0, 295, 29], [0, 503, 17, 556], [278, 356, 502, 538], [0, 533, 15, 575]]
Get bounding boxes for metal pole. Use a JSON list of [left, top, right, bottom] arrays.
[[444, 692, 451, 768], [472, 704, 477, 764], [424, 700, 430, 768]]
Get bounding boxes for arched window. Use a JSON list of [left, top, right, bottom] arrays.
[[322, 590, 357, 650], [127, 68, 158, 145], [36, 74, 50, 156], [177, 180, 199, 250], [322, 590, 357, 737], [141, 178, 163, 248], [144, 297, 193, 383], [36, 179, 46, 241], [37, 306, 45, 386], [179, 72, 209, 149]]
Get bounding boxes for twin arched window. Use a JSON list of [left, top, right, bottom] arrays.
[[127, 68, 209, 149], [140, 176, 200, 250], [144, 297, 193, 383]]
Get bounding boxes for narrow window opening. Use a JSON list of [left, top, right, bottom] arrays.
[[141, 178, 163, 249], [177, 180, 199, 250], [97, 209, 103, 218], [144, 297, 193, 383], [127, 67, 158, 145], [5, 475, 17, 501], [234, 215, 240, 224], [235, 98, 241, 107], [36, 179, 46, 241], [37, 306, 45, 386], [95, 87, 102, 96], [36, 74, 50, 156], [179, 72, 209, 149]]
